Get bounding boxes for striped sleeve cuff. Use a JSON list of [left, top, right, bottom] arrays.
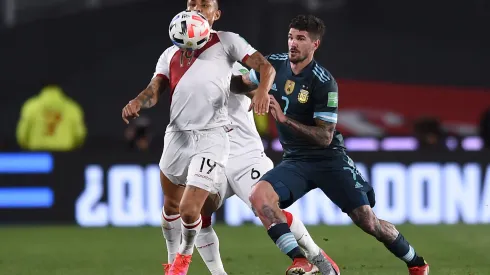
[[249, 69, 259, 85], [314, 112, 337, 123]]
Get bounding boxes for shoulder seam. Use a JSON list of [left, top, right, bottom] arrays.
[[268, 53, 288, 60], [312, 64, 331, 83]]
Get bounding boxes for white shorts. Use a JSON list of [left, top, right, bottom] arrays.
[[217, 151, 274, 209], [159, 127, 230, 194]]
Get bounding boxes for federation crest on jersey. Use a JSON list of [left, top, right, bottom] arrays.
[[284, 80, 295, 95], [298, 89, 309, 103]]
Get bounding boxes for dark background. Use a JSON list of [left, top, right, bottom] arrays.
[[1, 0, 489, 145]]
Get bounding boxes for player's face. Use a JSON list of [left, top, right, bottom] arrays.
[[288, 28, 320, 64], [187, 0, 221, 27]]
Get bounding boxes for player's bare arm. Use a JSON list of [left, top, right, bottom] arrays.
[[244, 52, 275, 115], [284, 118, 335, 148], [136, 76, 169, 108], [269, 95, 335, 147], [121, 76, 169, 124]]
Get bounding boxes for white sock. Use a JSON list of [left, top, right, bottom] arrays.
[[161, 209, 182, 263], [285, 211, 321, 260], [196, 226, 227, 275], [179, 216, 202, 255]]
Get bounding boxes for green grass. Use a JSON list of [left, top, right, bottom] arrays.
[[1, 224, 490, 275]]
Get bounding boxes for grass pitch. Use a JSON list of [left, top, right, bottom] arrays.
[[1, 224, 489, 274]]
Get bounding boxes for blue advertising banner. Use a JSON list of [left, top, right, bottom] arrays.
[[1, 151, 489, 226]]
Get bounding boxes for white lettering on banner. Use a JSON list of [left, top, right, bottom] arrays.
[[146, 165, 163, 227], [75, 163, 490, 227], [75, 164, 215, 227], [443, 163, 480, 224], [480, 165, 490, 223], [108, 165, 146, 226], [408, 163, 442, 224], [224, 163, 490, 226], [371, 163, 406, 224], [224, 195, 262, 226], [76, 165, 108, 227], [301, 190, 351, 225]]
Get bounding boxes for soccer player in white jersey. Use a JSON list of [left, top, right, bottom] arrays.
[[184, 62, 340, 275], [121, 0, 274, 274]]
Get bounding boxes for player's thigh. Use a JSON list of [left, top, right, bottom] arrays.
[[186, 127, 230, 194], [160, 170, 184, 212], [315, 153, 375, 214], [159, 131, 193, 185], [260, 160, 312, 209], [228, 154, 274, 209]]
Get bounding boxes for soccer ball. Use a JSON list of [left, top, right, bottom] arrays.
[[169, 10, 211, 51]]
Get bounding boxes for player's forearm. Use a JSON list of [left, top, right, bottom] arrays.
[[135, 77, 167, 109], [245, 52, 275, 94], [135, 88, 158, 109], [257, 62, 275, 94], [283, 118, 335, 148]]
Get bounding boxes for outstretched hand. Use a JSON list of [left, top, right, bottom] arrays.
[[249, 89, 270, 115], [122, 100, 141, 124]]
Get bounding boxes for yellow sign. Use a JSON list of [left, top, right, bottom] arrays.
[[284, 80, 295, 95], [298, 89, 309, 103]]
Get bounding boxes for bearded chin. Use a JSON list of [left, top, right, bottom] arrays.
[[289, 54, 307, 64]]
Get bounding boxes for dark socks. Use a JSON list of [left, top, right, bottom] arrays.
[[385, 233, 426, 267], [267, 223, 305, 260]]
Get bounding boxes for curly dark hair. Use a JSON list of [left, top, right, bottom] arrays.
[[289, 14, 325, 41]]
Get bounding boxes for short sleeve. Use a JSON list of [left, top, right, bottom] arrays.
[[313, 79, 339, 123], [152, 47, 176, 80], [218, 31, 257, 63]]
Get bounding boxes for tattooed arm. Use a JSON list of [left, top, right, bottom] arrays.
[[243, 52, 275, 97], [268, 95, 336, 147], [284, 118, 336, 148], [135, 76, 169, 109], [244, 52, 275, 115], [122, 76, 169, 124]]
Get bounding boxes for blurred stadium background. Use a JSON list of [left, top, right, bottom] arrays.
[[1, 0, 490, 274]]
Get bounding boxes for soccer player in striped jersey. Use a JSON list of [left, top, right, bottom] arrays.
[[240, 14, 430, 275]]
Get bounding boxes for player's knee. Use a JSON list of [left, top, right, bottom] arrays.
[[178, 193, 200, 223], [163, 196, 180, 216], [179, 201, 202, 224], [249, 180, 279, 210]]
